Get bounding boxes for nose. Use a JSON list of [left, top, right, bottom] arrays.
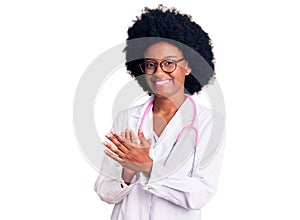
[[154, 63, 165, 75]]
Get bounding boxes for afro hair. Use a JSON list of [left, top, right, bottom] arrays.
[[124, 5, 215, 95]]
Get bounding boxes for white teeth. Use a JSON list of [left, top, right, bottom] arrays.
[[155, 79, 171, 85]]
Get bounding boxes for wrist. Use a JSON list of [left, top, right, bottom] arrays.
[[141, 161, 153, 177], [122, 169, 136, 185]]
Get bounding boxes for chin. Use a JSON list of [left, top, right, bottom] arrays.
[[153, 90, 174, 99]]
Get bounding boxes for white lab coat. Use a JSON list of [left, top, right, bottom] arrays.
[[94, 95, 225, 220]]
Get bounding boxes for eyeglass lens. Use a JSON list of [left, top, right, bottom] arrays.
[[140, 60, 177, 74]]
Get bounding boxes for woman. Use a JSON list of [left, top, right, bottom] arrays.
[[95, 5, 225, 219]]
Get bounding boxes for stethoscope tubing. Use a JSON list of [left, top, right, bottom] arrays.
[[138, 94, 199, 146], [138, 94, 199, 176]]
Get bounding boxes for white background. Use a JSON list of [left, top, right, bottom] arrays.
[[1, 0, 300, 219]]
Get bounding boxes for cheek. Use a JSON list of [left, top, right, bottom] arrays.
[[145, 75, 151, 85], [170, 72, 186, 85], [145, 76, 155, 91]]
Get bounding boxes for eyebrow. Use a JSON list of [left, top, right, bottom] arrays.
[[144, 56, 178, 60], [164, 55, 178, 59]]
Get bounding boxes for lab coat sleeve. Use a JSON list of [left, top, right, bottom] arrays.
[[142, 113, 225, 210], [94, 156, 138, 204], [94, 110, 138, 204]]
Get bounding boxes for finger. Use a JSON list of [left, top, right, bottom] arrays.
[[120, 132, 127, 144], [138, 128, 143, 137], [125, 128, 130, 140], [106, 134, 130, 153], [112, 131, 135, 149], [130, 129, 137, 144], [138, 129, 150, 147], [121, 131, 125, 138], [147, 138, 152, 146], [104, 149, 124, 163], [103, 141, 126, 158]]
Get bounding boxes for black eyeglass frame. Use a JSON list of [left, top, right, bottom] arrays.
[[138, 58, 185, 75]]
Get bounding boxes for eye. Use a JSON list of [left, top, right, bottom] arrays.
[[163, 60, 175, 66], [144, 61, 156, 69]]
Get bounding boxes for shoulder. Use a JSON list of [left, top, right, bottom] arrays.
[[190, 94, 224, 123], [197, 103, 225, 130]]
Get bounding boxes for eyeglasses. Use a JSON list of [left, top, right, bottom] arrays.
[[139, 58, 185, 75]]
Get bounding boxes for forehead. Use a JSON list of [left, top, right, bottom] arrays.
[[144, 41, 183, 59]]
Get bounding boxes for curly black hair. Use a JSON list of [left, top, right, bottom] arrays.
[[124, 5, 215, 95]]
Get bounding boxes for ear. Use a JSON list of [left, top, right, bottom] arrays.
[[185, 65, 192, 76]]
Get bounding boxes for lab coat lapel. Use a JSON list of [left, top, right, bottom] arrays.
[[127, 97, 154, 139], [149, 96, 196, 161], [126, 95, 198, 161]]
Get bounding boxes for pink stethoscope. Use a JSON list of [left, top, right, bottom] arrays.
[[138, 94, 199, 176]]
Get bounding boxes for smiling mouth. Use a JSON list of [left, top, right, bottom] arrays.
[[152, 78, 172, 88]]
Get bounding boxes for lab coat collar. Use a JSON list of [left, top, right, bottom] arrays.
[[129, 94, 196, 123], [129, 96, 154, 119]]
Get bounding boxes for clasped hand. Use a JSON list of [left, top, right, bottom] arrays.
[[104, 129, 153, 177]]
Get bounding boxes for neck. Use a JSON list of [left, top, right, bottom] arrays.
[[152, 93, 186, 115]]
